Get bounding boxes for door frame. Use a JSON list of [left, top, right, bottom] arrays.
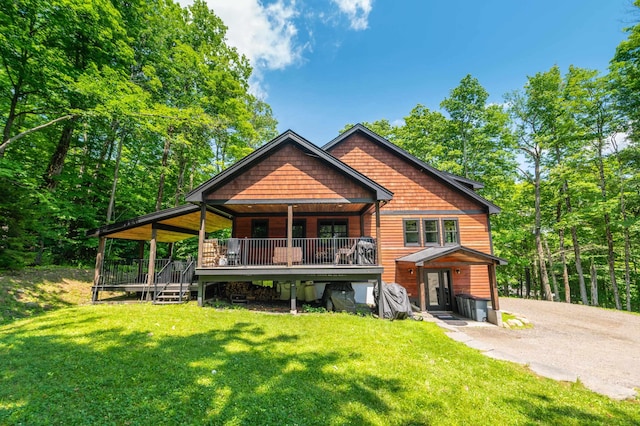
[[423, 269, 453, 311]]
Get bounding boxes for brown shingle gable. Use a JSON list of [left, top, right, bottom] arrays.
[[323, 124, 500, 214]]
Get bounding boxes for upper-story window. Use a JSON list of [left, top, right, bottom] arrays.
[[443, 219, 459, 245], [251, 219, 268, 238], [423, 219, 440, 245], [403, 219, 420, 246]]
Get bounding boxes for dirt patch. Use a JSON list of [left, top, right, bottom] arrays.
[[0, 266, 93, 323]]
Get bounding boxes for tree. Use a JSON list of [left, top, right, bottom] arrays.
[[506, 67, 564, 302]]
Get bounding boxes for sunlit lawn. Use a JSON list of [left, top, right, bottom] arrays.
[[1, 302, 639, 425]]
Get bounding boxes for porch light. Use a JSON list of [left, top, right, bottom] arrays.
[[455, 268, 461, 274]]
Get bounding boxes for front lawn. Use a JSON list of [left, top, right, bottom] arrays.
[[1, 303, 639, 425]]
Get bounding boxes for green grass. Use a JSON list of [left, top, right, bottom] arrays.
[[1, 268, 639, 425]]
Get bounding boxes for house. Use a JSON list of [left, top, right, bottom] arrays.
[[88, 124, 505, 323]]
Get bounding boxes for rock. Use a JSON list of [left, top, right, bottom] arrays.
[[24, 302, 40, 309], [507, 319, 524, 327]]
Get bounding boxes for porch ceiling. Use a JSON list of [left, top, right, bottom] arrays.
[[87, 204, 232, 243]]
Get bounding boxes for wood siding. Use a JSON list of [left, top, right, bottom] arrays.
[[328, 133, 494, 298], [328, 134, 481, 211], [206, 144, 373, 202]]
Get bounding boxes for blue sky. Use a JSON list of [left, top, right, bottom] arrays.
[[188, 0, 633, 144]]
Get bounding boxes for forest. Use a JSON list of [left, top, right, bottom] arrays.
[[1, 0, 639, 311]]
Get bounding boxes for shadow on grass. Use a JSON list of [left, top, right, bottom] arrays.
[[0, 267, 93, 325], [0, 312, 411, 425], [1, 307, 639, 425]]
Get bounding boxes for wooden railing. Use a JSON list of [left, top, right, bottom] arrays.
[[201, 237, 377, 267]]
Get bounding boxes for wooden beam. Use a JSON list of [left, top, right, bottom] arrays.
[[418, 266, 426, 312], [198, 203, 206, 268], [488, 263, 500, 311], [147, 228, 157, 301], [287, 204, 293, 267], [290, 281, 297, 314], [92, 237, 106, 303], [153, 222, 199, 236], [375, 201, 383, 319]]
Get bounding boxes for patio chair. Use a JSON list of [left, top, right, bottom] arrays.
[[226, 238, 241, 265], [334, 240, 358, 264]]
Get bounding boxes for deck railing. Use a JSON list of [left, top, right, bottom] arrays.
[[100, 258, 171, 286], [201, 237, 377, 267]]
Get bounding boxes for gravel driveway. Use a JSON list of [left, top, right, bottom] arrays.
[[443, 298, 640, 400]]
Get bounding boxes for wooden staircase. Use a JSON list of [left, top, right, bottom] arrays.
[[153, 284, 190, 304]]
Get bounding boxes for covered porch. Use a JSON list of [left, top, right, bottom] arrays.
[[396, 245, 506, 325]]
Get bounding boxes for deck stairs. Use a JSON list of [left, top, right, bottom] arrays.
[[153, 283, 190, 304], [151, 259, 196, 304]]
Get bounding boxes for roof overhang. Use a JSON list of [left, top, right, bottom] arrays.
[[185, 130, 393, 204], [396, 245, 507, 266], [86, 204, 232, 243]]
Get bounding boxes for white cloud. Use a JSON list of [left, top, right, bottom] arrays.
[[331, 0, 372, 30], [176, 1, 373, 97]]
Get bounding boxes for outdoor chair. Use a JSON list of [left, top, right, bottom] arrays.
[[226, 238, 241, 265], [334, 241, 358, 264]]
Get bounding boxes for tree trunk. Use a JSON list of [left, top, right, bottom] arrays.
[[106, 133, 125, 223], [525, 266, 532, 298], [155, 134, 172, 212], [43, 120, 76, 190], [612, 139, 633, 311], [590, 259, 599, 307], [174, 146, 186, 207], [1, 80, 23, 157], [596, 147, 621, 309], [564, 184, 588, 304], [533, 159, 553, 300], [544, 237, 559, 301]]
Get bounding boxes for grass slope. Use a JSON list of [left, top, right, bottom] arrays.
[[0, 268, 639, 425]]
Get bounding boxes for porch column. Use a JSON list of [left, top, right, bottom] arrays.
[[146, 228, 157, 301], [198, 203, 206, 268], [488, 263, 500, 311], [375, 201, 383, 318], [287, 204, 293, 267], [92, 236, 106, 303], [418, 265, 426, 312], [290, 281, 297, 314]]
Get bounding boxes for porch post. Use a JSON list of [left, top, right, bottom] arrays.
[[375, 201, 383, 318], [488, 263, 500, 311], [290, 281, 297, 314], [147, 228, 157, 301], [418, 265, 426, 312], [287, 204, 293, 267], [92, 236, 106, 303], [198, 203, 206, 268]]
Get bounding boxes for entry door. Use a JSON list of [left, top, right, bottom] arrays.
[[425, 270, 452, 311]]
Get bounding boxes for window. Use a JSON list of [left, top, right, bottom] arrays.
[[423, 219, 440, 245], [443, 219, 459, 245], [318, 219, 348, 238], [292, 219, 306, 239], [403, 219, 420, 246], [251, 219, 268, 238]]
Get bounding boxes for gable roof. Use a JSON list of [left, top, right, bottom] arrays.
[[396, 245, 507, 266], [185, 129, 393, 203], [323, 124, 500, 214]]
